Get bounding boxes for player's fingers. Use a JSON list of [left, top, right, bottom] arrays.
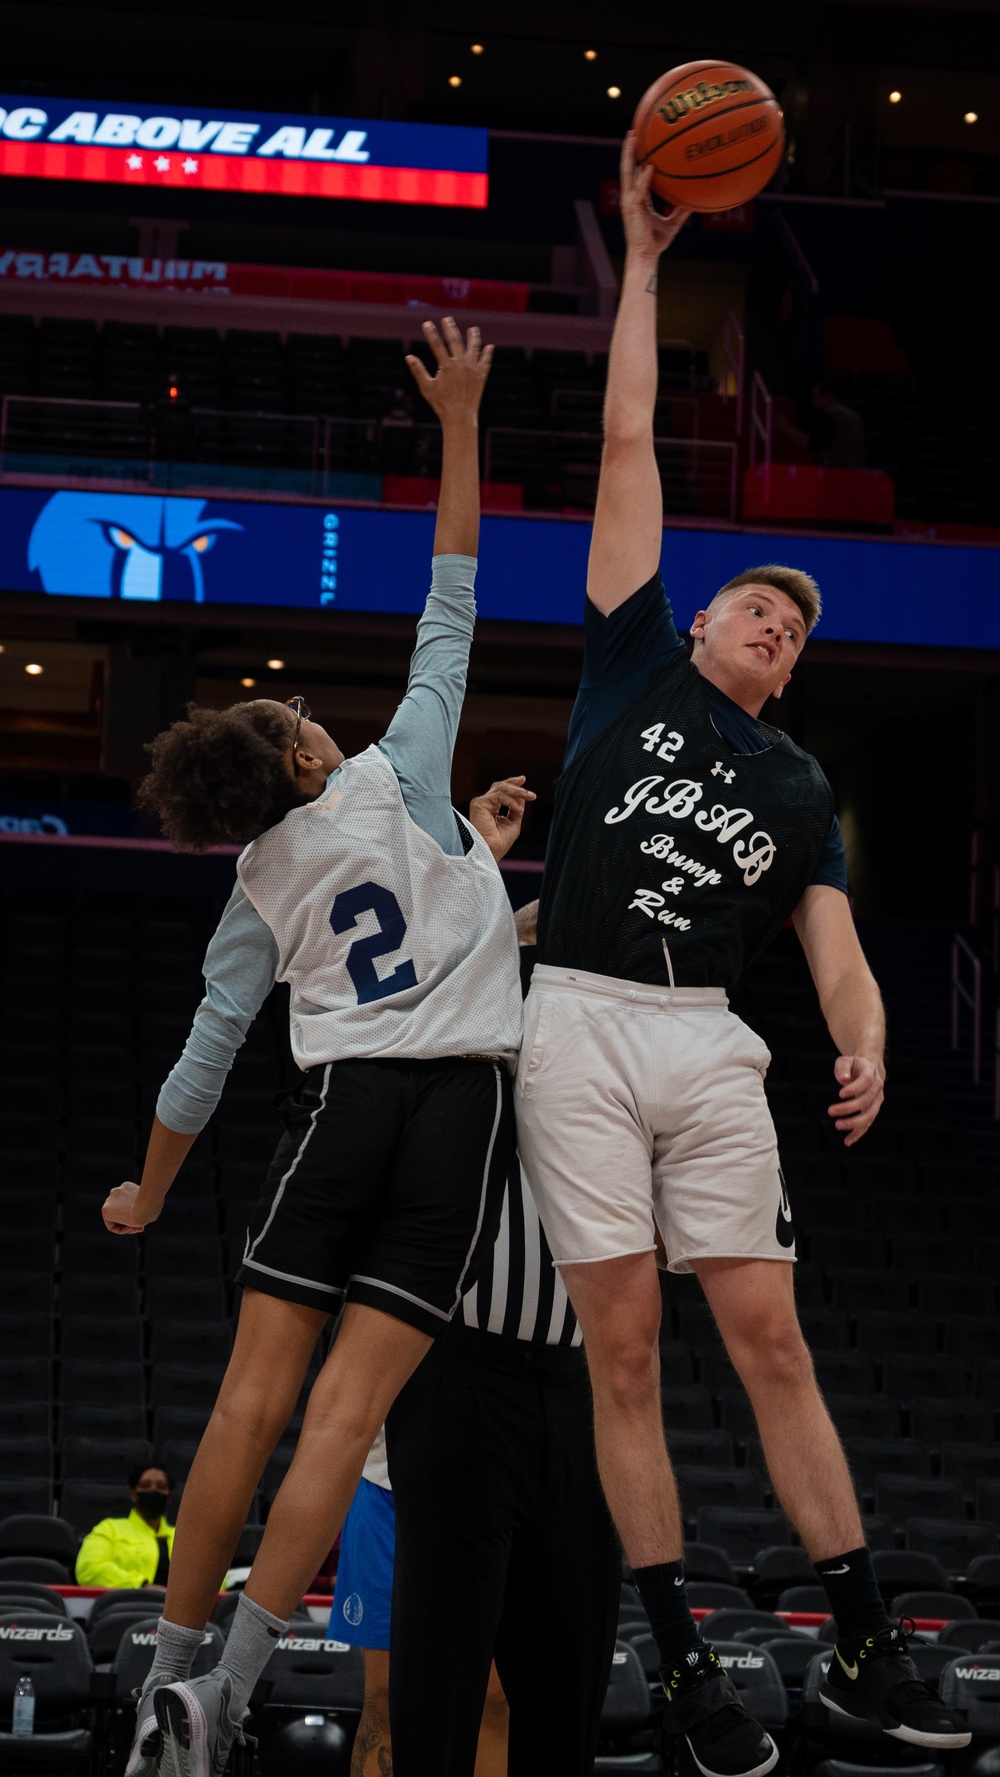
[[463, 324, 481, 364], [441, 315, 464, 357], [479, 342, 495, 376], [404, 356, 434, 396], [621, 131, 636, 179], [421, 320, 450, 366]]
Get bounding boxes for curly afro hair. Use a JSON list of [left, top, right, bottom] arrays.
[[137, 701, 307, 853]]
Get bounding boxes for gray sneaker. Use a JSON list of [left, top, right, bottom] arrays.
[[154, 1672, 250, 1777], [124, 1687, 162, 1777]]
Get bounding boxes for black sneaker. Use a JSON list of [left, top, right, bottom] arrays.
[[660, 1646, 779, 1777], [820, 1620, 972, 1749]]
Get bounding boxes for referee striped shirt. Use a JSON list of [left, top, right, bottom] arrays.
[[462, 1160, 582, 1348]]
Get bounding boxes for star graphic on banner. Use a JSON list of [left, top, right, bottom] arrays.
[[126, 154, 143, 170], [182, 157, 199, 173], [154, 155, 171, 171]]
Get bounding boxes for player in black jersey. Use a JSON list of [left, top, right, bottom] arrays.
[[515, 134, 970, 1777]]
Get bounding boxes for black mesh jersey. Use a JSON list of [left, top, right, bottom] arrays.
[[537, 652, 835, 990]]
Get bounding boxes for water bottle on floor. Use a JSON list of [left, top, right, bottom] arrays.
[[12, 1673, 35, 1735]]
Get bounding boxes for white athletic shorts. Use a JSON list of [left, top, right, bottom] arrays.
[[515, 964, 795, 1272]]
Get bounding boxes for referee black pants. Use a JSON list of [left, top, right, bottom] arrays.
[[386, 1321, 621, 1777]]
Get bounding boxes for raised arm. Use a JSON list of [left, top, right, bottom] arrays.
[[792, 884, 886, 1147], [406, 316, 492, 558], [588, 135, 688, 616]]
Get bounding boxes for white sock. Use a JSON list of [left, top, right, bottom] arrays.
[[141, 1618, 205, 1705], [217, 1594, 287, 1716]]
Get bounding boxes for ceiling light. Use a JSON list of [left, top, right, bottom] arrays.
[[266, 658, 285, 670], [889, 90, 902, 104], [607, 86, 621, 99], [449, 75, 462, 88], [0, 642, 5, 653], [25, 662, 43, 675], [584, 49, 597, 61], [470, 43, 484, 55], [965, 110, 978, 123], [240, 677, 256, 688]]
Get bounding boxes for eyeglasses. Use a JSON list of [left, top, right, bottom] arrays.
[[285, 696, 311, 775]]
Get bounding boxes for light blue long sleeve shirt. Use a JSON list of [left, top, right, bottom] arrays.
[[157, 553, 477, 1134]]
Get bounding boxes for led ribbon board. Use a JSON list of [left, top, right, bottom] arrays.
[[0, 486, 998, 648], [0, 97, 488, 207]]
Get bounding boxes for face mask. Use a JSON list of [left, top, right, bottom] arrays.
[[135, 1489, 169, 1523]]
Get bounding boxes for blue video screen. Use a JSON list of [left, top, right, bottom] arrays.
[[0, 484, 997, 649]]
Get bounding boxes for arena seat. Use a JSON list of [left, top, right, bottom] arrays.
[[937, 1618, 1000, 1650], [0, 1584, 67, 1617], [687, 1582, 754, 1611], [60, 1276, 139, 1318], [676, 1467, 765, 1518], [660, 1386, 713, 1432], [0, 1275, 53, 1316], [940, 1651, 1000, 1739], [966, 1556, 1000, 1616], [844, 1441, 933, 1501], [712, 1641, 788, 1731], [61, 1437, 152, 1483], [880, 1354, 964, 1402], [943, 1315, 998, 1364], [830, 1270, 910, 1312], [59, 1318, 143, 1364], [870, 1550, 950, 1601], [827, 1395, 902, 1441], [910, 1399, 996, 1448], [149, 1364, 225, 1414], [775, 1586, 830, 1614], [906, 1518, 998, 1572], [813, 1352, 877, 1394], [0, 1439, 53, 1484], [145, 1279, 227, 1321], [0, 1609, 94, 1768], [875, 1475, 965, 1525], [809, 1229, 882, 1271], [61, 1233, 137, 1277], [891, 1590, 976, 1620], [48, 1415, 124, 1467], [0, 1519, 77, 1569], [150, 1320, 232, 1367], [0, 1559, 71, 1587], [694, 1510, 792, 1571], [855, 1312, 938, 1356], [58, 1481, 130, 1537], [975, 1481, 1000, 1529], [941, 1444, 1000, 1496], [918, 1274, 994, 1317], [59, 1360, 145, 1410]]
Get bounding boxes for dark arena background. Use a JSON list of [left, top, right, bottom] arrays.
[[1, 1, 999, 1772]]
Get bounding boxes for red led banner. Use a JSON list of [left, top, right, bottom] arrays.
[[0, 140, 488, 208]]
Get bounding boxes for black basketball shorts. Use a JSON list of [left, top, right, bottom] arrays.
[[236, 1056, 515, 1338]]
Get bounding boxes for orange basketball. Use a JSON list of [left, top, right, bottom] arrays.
[[632, 59, 784, 212]]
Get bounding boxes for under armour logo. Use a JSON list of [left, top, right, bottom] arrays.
[[711, 762, 735, 783]]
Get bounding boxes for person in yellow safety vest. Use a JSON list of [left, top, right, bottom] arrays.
[[76, 1463, 176, 1589]]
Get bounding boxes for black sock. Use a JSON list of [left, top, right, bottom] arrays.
[[814, 1546, 890, 1644], [632, 1560, 704, 1670]]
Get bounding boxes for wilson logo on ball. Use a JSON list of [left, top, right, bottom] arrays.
[[657, 78, 754, 125]]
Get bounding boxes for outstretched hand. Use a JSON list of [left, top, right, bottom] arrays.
[[468, 776, 536, 862], [828, 1054, 885, 1146], [620, 131, 690, 262], [405, 317, 493, 423]]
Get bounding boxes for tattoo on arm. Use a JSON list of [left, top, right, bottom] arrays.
[[646, 268, 658, 295]]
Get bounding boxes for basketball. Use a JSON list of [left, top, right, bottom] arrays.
[[632, 59, 784, 212]]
